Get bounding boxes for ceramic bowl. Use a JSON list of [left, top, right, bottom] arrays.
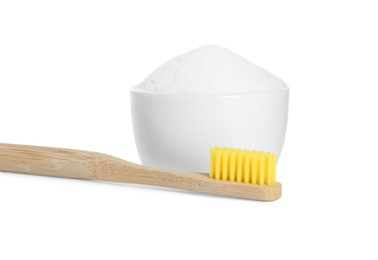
[[130, 87, 289, 173]]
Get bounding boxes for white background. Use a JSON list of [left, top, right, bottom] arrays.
[[1, 0, 377, 259]]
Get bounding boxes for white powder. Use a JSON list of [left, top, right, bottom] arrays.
[[136, 45, 287, 94]]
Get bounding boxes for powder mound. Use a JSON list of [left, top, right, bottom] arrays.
[[136, 45, 287, 94]]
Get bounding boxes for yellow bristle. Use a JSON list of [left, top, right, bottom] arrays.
[[236, 149, 243, 182], [210, 148, 216, 179], [258, 152, 265, 185], [244, 152, 251, 184], [221, 148, 229, 180], [251, 151, 258, 184], [214, 148, 221, 180], [241, 151, 247, 182], [229, 149, 236, 181], [209, 147, 276, 185], [266, 152, 273, 185]]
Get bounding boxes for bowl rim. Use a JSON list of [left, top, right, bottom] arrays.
[[130, 85, 289, 97]]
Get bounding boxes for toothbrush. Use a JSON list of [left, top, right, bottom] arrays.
[[0, 143, 281, 201]]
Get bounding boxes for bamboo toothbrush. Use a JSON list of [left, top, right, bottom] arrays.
[[0, 143, 281, 201]]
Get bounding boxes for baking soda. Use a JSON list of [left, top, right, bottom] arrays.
[[136, 45, 287, 94]]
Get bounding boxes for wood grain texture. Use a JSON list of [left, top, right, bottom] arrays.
[[0, 143, 281, 201]]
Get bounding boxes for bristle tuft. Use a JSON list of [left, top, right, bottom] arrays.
[[209, 147, 277, 185]]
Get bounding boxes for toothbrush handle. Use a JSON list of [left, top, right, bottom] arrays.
[[0, 143, 282, 201], [0, 143, 108, 180], [0, 142, 213, 192], [0, 143, 207, 184]]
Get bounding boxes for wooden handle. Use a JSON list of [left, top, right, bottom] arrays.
[[0, 143, 281, 201]]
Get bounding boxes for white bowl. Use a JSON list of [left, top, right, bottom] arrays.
[[130, 87, 289, 173]]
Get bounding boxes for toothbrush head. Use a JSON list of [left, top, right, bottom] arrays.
[[210, 147, 276, 185]]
